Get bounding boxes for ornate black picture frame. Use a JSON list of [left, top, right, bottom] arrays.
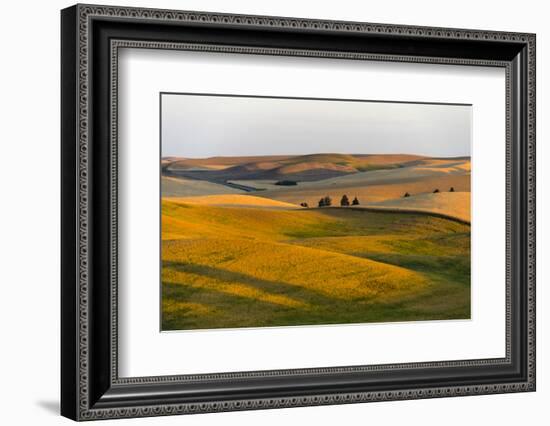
[[61, 4, 536, 421]]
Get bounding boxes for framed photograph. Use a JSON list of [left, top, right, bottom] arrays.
[[61, 4, 536, 421]]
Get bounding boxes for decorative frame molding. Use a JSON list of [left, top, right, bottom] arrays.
[[61, 4, 536, 421]]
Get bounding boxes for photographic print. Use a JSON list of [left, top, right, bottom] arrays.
[[160, 93, 471, 331]]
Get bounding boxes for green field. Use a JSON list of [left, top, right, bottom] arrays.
[[161, 199, 470, 330]]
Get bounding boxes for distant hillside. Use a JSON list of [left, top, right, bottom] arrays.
[[161, 176, 242, 197], [363, 192, 471, 223], [163, 153, 428, 183], [164, 155, 295, 170], [251, 157, 471, 206]]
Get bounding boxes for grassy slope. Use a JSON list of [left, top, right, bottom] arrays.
[[162, 200, 470, 330], [168, 194, 301, 209]]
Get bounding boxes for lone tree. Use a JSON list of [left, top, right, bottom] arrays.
[[433, 188, 440, 193], [300, 202, 309, 208], [340, 194, 350, 207], [403, 192, 411, 198], [318, 198, 325, 207], [323, 196, 332, 207], [352, 196, 360, 206], [449, 187, 455, 192]]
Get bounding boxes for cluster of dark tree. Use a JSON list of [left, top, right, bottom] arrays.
[[317, 196, 332, 207], [275, 180, 298, 186], [315, 195, 360, 207], [403, 187, 455, 198]]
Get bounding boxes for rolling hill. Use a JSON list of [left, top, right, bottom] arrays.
[[363, 192, 471, 223], [167, 194, 302, 209], [162, 154, 471, 223], [251, 158, 471, 208], [161, 176, 242, 197], [162, 153, 427, 183], [161, 199, 471, 330]]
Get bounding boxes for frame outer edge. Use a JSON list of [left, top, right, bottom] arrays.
[[76, 2, 90, 420], [67, 4, 536, 421], [61, 4, 80, 422]]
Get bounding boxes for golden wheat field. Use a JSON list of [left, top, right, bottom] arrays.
[[161, 196, 471, 330]]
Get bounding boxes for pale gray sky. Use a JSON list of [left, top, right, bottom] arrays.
[[161, 93, 471, 158]]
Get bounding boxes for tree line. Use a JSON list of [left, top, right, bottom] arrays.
[[301, 186, 457, 208], [299, 195, 361, 208]]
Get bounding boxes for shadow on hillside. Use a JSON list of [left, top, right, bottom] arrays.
[[162, 261, 333, 306]]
